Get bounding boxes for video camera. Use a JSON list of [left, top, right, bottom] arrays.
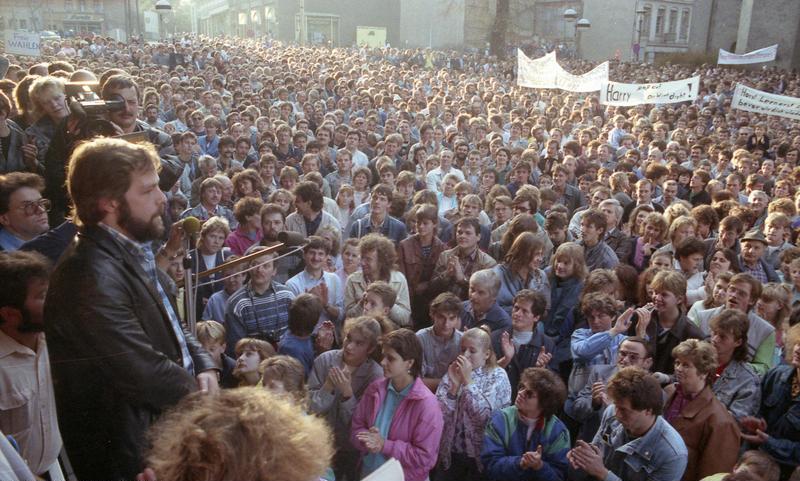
[[64, 81, 126, 139]]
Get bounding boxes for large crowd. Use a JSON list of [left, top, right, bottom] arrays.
[[0, 32, 799, 481]]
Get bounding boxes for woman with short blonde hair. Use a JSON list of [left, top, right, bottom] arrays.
[[26, 76, 69, 166]]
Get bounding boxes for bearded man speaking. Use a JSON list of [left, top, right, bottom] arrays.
[[44, 138, 218, 480]]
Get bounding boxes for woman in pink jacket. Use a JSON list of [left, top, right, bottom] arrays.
[[351, 328, 444, 481]]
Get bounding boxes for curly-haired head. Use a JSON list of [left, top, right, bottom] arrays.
[[518, 367, 566, 419], [146, 388, 333, 481], [358, 233, 396, 281], [672, 339, 718, 383]]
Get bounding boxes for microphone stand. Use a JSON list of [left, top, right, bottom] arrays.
[[183, 236, 197, 336]]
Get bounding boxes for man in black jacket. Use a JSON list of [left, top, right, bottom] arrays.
[[44, 137, 218, 480]]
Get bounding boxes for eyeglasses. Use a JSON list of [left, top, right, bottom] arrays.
[[17, 198, 51, 216], [517, 386, 537, 400], [617, 350, 642, 362]]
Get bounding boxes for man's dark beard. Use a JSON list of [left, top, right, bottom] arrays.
[[118, 198, 165, 243], [17, 306, 44, 333]]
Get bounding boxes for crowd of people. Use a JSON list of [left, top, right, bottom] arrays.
[[0, 31, 800, 481]]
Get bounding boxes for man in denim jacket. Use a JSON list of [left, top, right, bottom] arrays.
[[568, 367, 688, 481]]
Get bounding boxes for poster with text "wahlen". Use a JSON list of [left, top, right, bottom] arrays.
[[4, 31, 41, 57]]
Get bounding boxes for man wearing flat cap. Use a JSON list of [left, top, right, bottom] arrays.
[[737, 229, 780, 283]]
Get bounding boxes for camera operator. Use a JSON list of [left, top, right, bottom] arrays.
[[43, 74, 177, 225]]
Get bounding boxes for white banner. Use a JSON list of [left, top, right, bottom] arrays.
[[517, 50, 558, 89], [556, 61, 609, 93], [718, 44, 777, 65], [4, 31, 40, 57], [600, 76, 700, 106], [731, 83, 800, 120], [517, 49, 608, 92]]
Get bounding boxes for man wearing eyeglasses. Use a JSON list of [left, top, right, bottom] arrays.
[[565, 336, 653, 442], [0, 172, 50, 251]]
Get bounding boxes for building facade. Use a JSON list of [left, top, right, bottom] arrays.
[[0, 0, 128, 40], [194, 0, 475, 48], [704, 0, 800, 70]]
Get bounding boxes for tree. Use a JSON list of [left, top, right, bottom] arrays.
[[490, 0, 510, 58]]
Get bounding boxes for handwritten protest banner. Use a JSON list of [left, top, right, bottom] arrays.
[[599, 76, 700, 106], [718, 44, 777, 65], [517, 49, 608, 92], [731, 83, 800, 121]]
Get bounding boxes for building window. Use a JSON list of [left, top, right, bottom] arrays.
[[668, 8, 678, 41], [79, 0, 86, 12], [641, 5, 652, 38], [655, 7, 665, 35], [680, 8, 690, 41], [94, 0, 102, 12], [20, 19, 27, 29]]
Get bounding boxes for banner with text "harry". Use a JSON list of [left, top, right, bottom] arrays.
[[599, 76, 700, 106], [517, 49, 608, 92], [731, 83, 800, 120], [718, 44, 777, 65]]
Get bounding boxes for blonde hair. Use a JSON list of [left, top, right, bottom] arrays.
[[28, 75, 65, 119], [667, 215, 697, 242], [259, 355, 308, 407], [672, 339, 718, 383], [550, 242, 588, 281], [200, 216, 231, 239], [196, 320, 226, 345], [760, 282, 792, 327], [343, 316, 383, 350], [462, 326, 498, 369], [663, 202, 692, 228], [146, 388, 333, 481]]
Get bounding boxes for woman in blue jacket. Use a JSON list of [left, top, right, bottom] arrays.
[[543, 242, 586, 380], [481, 367, 571, 481], [493, 232, 551, 316]]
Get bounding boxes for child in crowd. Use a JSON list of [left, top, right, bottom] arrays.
[[196, 320, 237, 388], [278, 293, 323, 376], [233, 338, 276, 387]]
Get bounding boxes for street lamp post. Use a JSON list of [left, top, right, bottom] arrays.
[[563, 8, 590, 59], [563, 8, 577, 53], [575, 17, 591, 58], [155, 0, 172, 40]]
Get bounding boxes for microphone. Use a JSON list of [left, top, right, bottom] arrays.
[[180, 216, 202, 266], [181, 216, 202, 238], [277, 231, 308, 247]]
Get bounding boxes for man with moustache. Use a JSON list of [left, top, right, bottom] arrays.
[[44, 138, 218, 480], [260, 202, 301, 283]]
